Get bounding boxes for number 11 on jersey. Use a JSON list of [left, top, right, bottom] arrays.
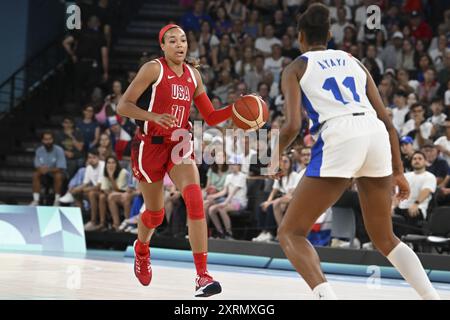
[[171, 105, 185, 128]]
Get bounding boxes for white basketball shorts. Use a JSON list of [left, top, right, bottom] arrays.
[[305, 113, 393, 178]]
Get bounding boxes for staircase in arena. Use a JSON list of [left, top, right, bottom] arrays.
[[110, 0, 185, 74]]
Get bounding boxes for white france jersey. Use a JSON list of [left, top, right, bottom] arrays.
[[299, 49, 376, 135]]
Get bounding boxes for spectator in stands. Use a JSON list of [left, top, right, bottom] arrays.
[[212, 69, 234, 103], [400, 136, 415, 172], [213, 6, 232, 37], [422, 144, 449, 185], [76, 104, 100, 153], [398, 39, 416, 72], [272, 9, 288, 39], [264, 44, 285, 84], [291, 145, 311, 172], [198, 21, 220, 55], [418, 68, 440, 104], [415, 53, 434, 83], [107, 170, 137, 233], [396, 68, 416, 94], [97, 156, 128, 231], [255, 24, 281, 57], [244, 54, 265, 93], [180, 0, 213, 32], [253, 153, 300, 242], [380, 31, 403, 70], [427, 97, 447, 139], [234, 46, 254, 78], [187, 31, 201, 60], [429, 35, 449, 72], [107, 116, 131, 161], [203, 150, 229, 218], [31, 131, 67, 206], [97, 132, 115, 160], [330, 6, 351, 46], [362, 44, 384, 74], [57, 117, 85, 178], [393, 151, 437, 237], [280, 34, 299, 60], [226, 0, 247, 21], [244, 9, 263, 39], [401, 103, 433, 149], [96, 0, 114, 48], [96, 80, 124, 127], [211, 33, 237, 71], [208, 157, 247, 239], [391, 90, 409, 134], [434, 120, 450, 166], [60, 149, 103, 207], [409, 11, 433, 43], [62, 15, 109, 102]]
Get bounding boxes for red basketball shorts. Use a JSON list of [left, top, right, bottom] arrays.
[[131, 133, 194, 183]]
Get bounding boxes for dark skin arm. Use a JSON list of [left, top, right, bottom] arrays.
[[269, 59, 305, 177], [356, 59, 410, 201]]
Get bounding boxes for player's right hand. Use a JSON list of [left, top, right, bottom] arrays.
[[394, 172, 410, 201], [149, 112, 178, 129]]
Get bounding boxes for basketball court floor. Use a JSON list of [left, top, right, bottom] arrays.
[[1, 250, 450, 300]]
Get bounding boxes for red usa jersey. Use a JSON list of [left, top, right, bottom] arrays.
[[136, 57, 198, 136]]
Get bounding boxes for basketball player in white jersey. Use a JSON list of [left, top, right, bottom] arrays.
[[271, 3, 440, 300]]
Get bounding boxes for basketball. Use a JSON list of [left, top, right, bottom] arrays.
[[231, 95, 269, 131]]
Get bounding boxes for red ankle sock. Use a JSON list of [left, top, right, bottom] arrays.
[[135, 239, 150, 255], [193, 252, 208, 275]]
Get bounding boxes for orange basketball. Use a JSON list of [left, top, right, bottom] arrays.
[[231, 95, 269, 131]]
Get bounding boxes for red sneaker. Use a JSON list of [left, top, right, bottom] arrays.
[[133, 240, 152, 286], [195, 272, 222, 297]]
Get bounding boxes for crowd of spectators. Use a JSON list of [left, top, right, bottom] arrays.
[[30, 0, 450, 248]]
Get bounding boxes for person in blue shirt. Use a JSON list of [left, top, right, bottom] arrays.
[[180, 0, 213, 32], [76, 104, 100, 153], [31, 131, 67, 206]]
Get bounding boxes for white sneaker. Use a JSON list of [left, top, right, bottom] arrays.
[[53, 199, 60, 207], [59, 192, 75, 204], [362, 242, 374, 250], [29, 200, 39, 206], [254, 232, 272, 242], [84, 221, 101, 232], [252, 232, 264, 242]]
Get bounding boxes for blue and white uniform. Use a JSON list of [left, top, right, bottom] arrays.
[[300, 49, 392, 178]]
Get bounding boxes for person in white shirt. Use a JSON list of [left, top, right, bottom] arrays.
[[391, 90, 409, 133], [60, 149, 105, 204], [207, 159, 247, 239], [426, 97, 446, 139], [253, 154, 301, 242], [401, 103, 433, 149], [393, 151, 437, 236], [330, 7, 351, 45], [255, 24, 282, 57], [434, 119, 450, 166], [264, 44, 286, 84]]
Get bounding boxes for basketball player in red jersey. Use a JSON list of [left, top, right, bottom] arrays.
[[117, 24, 233, 297]]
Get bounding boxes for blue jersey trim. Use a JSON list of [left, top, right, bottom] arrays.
[[305, 134, 324, 177], [301, 91, 320, 134]]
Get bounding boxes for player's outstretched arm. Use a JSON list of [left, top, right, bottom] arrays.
[[357, 59, 410, 200], [191, 68, 233, 126], [117, 61, 177, 129]]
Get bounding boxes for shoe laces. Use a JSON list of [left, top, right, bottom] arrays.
[[135, 252, 151, 274]]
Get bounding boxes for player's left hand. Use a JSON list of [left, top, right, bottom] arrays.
[[394, 172, 410, 201]]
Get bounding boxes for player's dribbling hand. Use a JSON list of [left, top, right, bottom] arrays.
[[149, 113, 178, 129], [394, 172, 410, 201]]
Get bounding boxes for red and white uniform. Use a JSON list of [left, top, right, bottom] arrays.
[[131, 57, 197, 183]]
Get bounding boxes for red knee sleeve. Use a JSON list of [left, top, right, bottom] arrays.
[[183, 184, 204, 220], [141, 208, 165, 229]]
